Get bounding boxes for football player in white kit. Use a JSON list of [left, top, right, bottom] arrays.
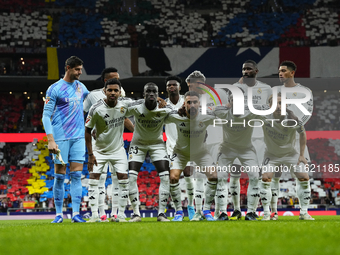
[[184, 71, 229, 220], [83, 67, 134, 222], [127, 83, 173, 222], [164, 76, 196, 220], [227, 60, 272, 221], [269, 61, 313, 220], [166, 91, 218, 221], [85, 78, 132, 222], [258, 93, 314, 220]]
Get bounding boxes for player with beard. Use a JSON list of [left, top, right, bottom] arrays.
[[42, 56, 89, 223], [166, 91, 218, 221], [83, 67, 134, 222], [226, 60, 272, 221], [127, 83, 173, 222], [164, 76, 196, 220], [184, 71, 229, 220], [85, 79, 132, 222], [257, 94, 314, 220], [268, 61, 313, 220]]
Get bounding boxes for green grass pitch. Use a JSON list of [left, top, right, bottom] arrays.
[[1, 216, 339, 255]]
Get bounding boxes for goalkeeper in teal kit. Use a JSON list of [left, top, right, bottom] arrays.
[[42, 56, 89, 223]]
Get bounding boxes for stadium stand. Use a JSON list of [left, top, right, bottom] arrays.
[[0, 0, 339, 49]]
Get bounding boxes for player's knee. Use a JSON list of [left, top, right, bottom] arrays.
[[90, 173, 101, 180], [262, 177, 271, 182], [183, 166, 193, 177], [170, 173, 179, 184], [208, 177, 218, 182], [117, 172, 128, 180]]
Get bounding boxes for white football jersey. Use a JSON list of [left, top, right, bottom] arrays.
[[83, 87, 127, 113], [261, 114, 305, 157], [275, 83, 313, 132], [164, 112, 215, 156], [165, 95, 185, 151], [214, 106, 254, 149], [234, 80, 272, 138], [85, 98, 132, 154], [198, 88, 229, 145], [127, 102, 173, 145]]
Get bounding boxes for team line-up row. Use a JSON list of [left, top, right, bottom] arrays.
[[42, 56, 315, 223]]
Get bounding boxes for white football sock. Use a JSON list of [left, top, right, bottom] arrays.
[[111, 174, 119, 216], [229, 176, 241, 211], [128, 170, 140, 216], [170, 183, 182, 212], [158, 171, 170, 215], [98, 174, 107, 217], [118, 179, 129, 217], [215, 178, 228, 214], [247, 177, 259, 214], [203, 181, 217, 211], [270, 177, 280, 213], [260, 181, 271, 214], [88, 179, 99, 218], [297, 179, 311, 215], [184, 176, 194, 207], [194, 178, 205, 213]]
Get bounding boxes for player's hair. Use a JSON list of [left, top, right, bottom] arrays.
[[244, 59, 258, 70], [104, 78, 121, 89], [184, 91, 200, 99], [268, 92, 282, 105], [64, 56, 83, 71], [101, 67, 119, 83], [165, 75, 182, 85], [144, 82, 158, 91], [185, 70, 206, 83], [280, 61, 297, 72]]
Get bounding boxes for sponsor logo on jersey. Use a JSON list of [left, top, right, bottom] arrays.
[[139, 113, 145, 118], [180, 122, 186, 127], [104, 114, 110, 119], [120, 107, 125, 113], [156, 112, 161, 118], [45, 97, 50, 104]]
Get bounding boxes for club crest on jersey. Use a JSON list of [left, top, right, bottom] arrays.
[[86, 116, 91, 124], [257, 88, 262, 94], [293, 92, 297, 96], [129, 154, 133, 160], [198, 122, 204, 128], [120, 107, 125, 114]]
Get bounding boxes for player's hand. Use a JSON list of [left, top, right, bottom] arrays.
[[157, 97, 167, 108], [88, 155, 97, 172], [287, 108, 298, 122], [91, 129, 97, 140], [48, 140, 59, 155], [178, 103, 186, 117], [297, 155, 307, 166]]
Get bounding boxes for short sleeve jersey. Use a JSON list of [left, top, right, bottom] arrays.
[[85, 97, 132, 154], [43, 79, 89, 141], [234, 80, 272, 138], [83, 88, 106, 113], [164, 95, 185, 150], [165, 112, 215, 156], [127, 102, 173, 145]]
